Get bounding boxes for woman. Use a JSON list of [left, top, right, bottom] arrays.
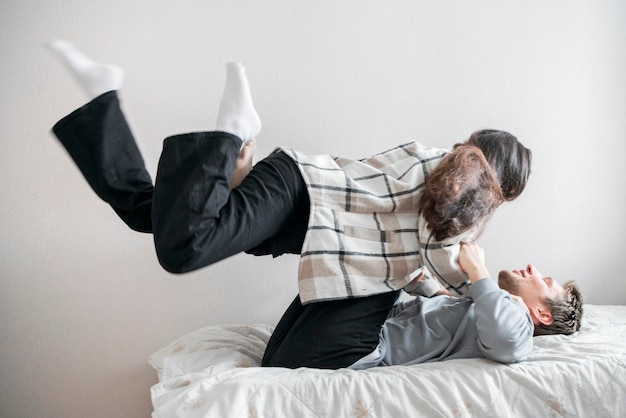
[[48, 39, 531, 304]]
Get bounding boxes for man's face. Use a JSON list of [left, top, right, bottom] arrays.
[[498, 264, 564, 305]]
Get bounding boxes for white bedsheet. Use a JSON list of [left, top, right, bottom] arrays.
[[149, 305, 626, 417]]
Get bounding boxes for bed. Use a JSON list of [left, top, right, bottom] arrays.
[[149, 304, 626, 417]]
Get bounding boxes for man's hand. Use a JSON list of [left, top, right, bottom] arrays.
[[458, 243, 491, 283]]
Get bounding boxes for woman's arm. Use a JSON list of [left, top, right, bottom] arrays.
[[403, 267, 453, 297]]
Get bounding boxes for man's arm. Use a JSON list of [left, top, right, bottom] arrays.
[[456, 242, 489, 284], [458, 243, 534, 363]]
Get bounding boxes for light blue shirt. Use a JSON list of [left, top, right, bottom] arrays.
[[350, 279, 534, 369]]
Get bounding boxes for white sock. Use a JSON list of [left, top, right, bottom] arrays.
[[216, 62, 261, 142], [47, 39, 124, 99]]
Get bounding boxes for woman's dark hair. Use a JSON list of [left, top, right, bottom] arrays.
[[465, 129, 532, 201], [419, 129, 532, 241]]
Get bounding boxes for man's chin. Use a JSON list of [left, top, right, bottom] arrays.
[[497, 270, 515, 291]]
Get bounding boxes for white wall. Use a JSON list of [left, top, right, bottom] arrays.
[[1, 1, 625, 416]]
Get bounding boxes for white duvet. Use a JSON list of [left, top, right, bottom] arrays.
[[150, 305, 626, 417]]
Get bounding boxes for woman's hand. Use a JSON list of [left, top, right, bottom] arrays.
[[434, 288, 454, 297], [407, 269, 454, 297]]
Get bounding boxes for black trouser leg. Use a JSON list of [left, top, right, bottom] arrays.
[[262, 290, 400, 369], [152, 134, 309, 273], [52, 91, 154, 232], [52, 91, 310, 273]]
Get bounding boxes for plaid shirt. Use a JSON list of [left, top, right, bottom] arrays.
[[279, 141, 476, 304]]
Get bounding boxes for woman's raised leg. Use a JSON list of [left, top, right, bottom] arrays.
[[151, 60, 310, 273], [48, 40, 154, 232], [49, 41, 308, 272], [152, 134, 309, 273]]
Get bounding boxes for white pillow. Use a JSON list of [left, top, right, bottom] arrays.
[[148, 324, 273, 381]]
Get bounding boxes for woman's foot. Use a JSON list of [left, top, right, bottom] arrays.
[[216, 62, 261, 142], [229, 138, 257, 189], [47, 39, 124, 99]]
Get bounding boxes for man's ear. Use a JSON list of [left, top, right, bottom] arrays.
[[530, 305, 553, 326]]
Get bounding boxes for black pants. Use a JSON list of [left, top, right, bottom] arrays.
[[263, 290, 400, 369], [52, 91, 397, 369], [52, 91, 310, 273]]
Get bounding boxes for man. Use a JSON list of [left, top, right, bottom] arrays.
[[262, 243, 583, 369]]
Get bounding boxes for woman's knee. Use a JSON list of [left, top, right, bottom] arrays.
[[154, 240, 197, 274], [153, 231, 218, 274]]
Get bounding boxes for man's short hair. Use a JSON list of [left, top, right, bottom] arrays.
[[534, 280, 583, 336]]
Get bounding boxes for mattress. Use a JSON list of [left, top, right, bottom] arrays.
[[149, 304, 626, 417]]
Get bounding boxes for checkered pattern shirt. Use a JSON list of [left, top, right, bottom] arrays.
[[279, 141, 477, 304]]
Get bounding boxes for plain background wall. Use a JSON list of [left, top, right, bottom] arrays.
[[1, 1, 625, 416]]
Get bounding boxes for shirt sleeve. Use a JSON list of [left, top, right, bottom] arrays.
[[403, 268, 444, 297], [469, 278, 534, 363]]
